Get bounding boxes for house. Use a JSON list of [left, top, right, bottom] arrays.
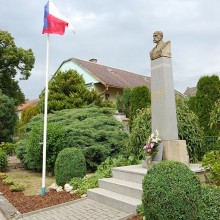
[[184, 87, 197, 98], [17, 99, 39, 120], [56, 57, 185, 102]]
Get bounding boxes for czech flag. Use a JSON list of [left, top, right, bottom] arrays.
[[42, 0, 74, 35]]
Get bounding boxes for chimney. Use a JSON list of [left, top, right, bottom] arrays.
[[89, 58, 97, 64]]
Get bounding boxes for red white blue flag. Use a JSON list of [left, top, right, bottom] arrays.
[[42, 1, 74, 35]]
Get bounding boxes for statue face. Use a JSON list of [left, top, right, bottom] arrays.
[[153, 33, 162, 44]]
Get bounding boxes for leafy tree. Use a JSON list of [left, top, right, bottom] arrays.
[[39, 70, 102, 112], [209, 99, 220, 138], [130, 86, 151, 126], [189, 75, 220, 135], [116, 87, 132, 117], [122, 87, 132, 118], [16, 104, 40, 138], [0, 91, 18, 142], [0, 30, 35, 104]]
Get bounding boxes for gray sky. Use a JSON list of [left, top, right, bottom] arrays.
[[0, 0, 219, 100]]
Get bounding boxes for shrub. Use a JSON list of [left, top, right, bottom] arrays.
[[0, 172, 8, 179], [9, 183, 25, 192], [69, 177, 84, 190], [202, 150, 220, 185], [0, 142, 15, 156], [127, 108, 151, 160], [0, 149, 7, 171], [200, 184, 220, 220], [76, 175, 99, 195], [17, 107, 128, 172], [24, 122, 65, 173], [142, 161, 201, 220], [130, 86, 151, 126], [190, 75, 220, 136], [2, 177, 14, 185], [15, 139, 27, 166], [176, 98, 204, 162], [209, 99, 220, 138], [55, 148, 86, 186], [82, 146, 109, 172]]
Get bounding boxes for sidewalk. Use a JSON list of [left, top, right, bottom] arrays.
[[1, 197, 132, 220]]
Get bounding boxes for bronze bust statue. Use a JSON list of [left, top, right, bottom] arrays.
[[150, 31, 171, 60]]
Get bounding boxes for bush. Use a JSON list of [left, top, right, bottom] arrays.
[[200, 184, 220, 220], [0, 150, 7, 171], [0, 142, 15, 156], [130, 86, 151, 125], [9, 183, 25, 192], [76, 174, 99, 195], [15, 139, 27, 166], [55, 148, 86, 186], [0, 172, 7, 179], [82, 146, 109, 172], [127, 108, 151, 160], [142, 161, 201, 220], [202, 150, 220, 185], [2, 177, 14, 185], [17, 107, 128, 172], [24, 122, 65, 173], [176, 98, 204, 162]]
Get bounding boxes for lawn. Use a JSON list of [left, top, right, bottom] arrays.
[[6, 156, 55, 195]]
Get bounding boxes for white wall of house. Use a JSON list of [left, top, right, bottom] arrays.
[[59, 61, 99, 88]]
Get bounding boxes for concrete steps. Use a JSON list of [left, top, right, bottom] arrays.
[[87, 188, 142, 214], [87, 163, 205, 215], [87, 164, 147, 214], [99, 178, 142, 199]]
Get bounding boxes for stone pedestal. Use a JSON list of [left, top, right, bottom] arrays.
[[162, 140, 189, 166], [151, 57, 178, 140]]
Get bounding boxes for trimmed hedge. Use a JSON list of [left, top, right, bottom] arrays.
[[54, 148, 86, 186], [200, 184, 220, 220], [142, 161, 201, 220]]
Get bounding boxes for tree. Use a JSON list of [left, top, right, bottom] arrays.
[[122, 87, 132, 118], [0, 91, 18, 142], [209, 99, 220, 139], [130, 86, 151, 125], [39, 70, 102, 112], [189, 75, 220, 136], [17, 104, 40, 138], [0, 30, 35, 104]]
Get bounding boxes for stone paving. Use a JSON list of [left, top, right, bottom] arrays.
[[19, 198, 132, 220]]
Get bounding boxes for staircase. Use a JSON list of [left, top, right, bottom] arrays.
[[87, 164, 147, 214]]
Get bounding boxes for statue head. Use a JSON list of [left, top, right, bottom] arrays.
[[153, 31, 163, 44]]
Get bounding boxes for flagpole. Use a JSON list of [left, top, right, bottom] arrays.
[[41, 33, 50, 196]]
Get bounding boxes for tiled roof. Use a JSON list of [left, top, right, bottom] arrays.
[[72, 58, 151, 89], [17, 99, 39, 111]]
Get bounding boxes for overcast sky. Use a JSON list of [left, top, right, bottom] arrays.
[[0, 0, 219, 100]]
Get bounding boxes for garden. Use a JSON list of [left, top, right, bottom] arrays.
[[0, 67, 220, 219]]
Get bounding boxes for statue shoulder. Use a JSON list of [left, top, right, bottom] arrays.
[[150, 41, 171, 60]]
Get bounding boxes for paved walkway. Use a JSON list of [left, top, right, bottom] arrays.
[[18, 198, 132, 220]]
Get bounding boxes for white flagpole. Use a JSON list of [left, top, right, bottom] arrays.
[[41, 33, 50, 196]]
